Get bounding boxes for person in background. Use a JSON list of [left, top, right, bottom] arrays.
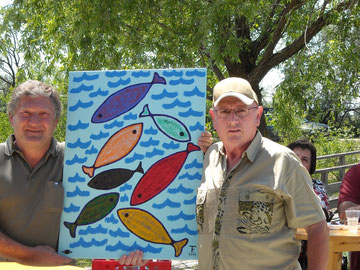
[[338, 163, 360, 270], [0, 80, 146, 266], [196, 77, 328, 270], [287, 139, 332, 221], [287, 139, 333, 269]]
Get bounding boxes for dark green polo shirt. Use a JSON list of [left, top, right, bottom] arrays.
[[0, 135, 64, 249]]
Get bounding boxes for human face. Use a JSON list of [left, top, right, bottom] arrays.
[[210, 96, 262, 152], [9, 96, 58, 152], [293, 147, 312, 173]]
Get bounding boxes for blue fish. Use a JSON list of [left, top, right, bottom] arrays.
[[92, 72, 166, 123], [139, 104, 191, 142]]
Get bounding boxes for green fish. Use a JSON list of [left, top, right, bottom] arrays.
[[139, 104, 191, 142], [63, 192, 119, 238]]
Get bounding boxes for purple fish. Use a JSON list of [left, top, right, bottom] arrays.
[[92, 72, 166, 123]]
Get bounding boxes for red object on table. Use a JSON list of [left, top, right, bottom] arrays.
[[92, 259, 171, 270]]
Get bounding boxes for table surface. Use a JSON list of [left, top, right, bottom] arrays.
[[0, 262, 85, 270], [296, 227, 360, 240]]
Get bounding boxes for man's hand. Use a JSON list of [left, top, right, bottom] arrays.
[[338, 201, 360, 222], [197, 130, 213, 153], [19, 245, 73, 266], [119, 250, 148, 267]]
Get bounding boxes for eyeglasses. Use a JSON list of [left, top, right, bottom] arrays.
[[213, 107, 258, 118]]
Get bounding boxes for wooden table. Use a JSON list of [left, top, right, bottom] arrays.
[[296, 227, 360, 270], [0, 262, 85, 270]]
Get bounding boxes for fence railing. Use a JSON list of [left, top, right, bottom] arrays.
[[313, 151, 360, 209]]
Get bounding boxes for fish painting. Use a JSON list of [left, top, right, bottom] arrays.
[[91, 72, 166, 123], [88, 162, 144, 190], [139, 104, 191, 142], [130, 142, 200, 206], [64, 193, 119, 238], [117, 208, 188, 257], [82, 123, 143, 178]]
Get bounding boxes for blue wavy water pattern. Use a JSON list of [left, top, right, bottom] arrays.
[[85, 146, 98, 155], [65, 154, 88, 165], [105, 214, 119, 224], [79, 224, 108, 235], [184, 86, 205, 97], [167, 184, 193, 194], [171, 224, 197, 235], [90, 131, 109, 140], [178, 172, 202, 181], [167, 211, 195, 221], [68, 173, 86, 183], [123, 112, 137, 120], [163, 70, 183, 77], [151, 89, 178, 100], [104, 120, 124, 130], [184, 159, 203, 169], [189, 121, 203, 131], [140, 138, 160, 147], [145, 148, 164, 158], [108, 78, 131, 88], [184, 196, 196, 205], [89, 88, 108, 98], [73, 72, 99, 82], [67, 138, 91, 149], [162, 99, 191, 109], [185, 69, 206, 77], [64, 203, 80, 213], [144, 126, 158, 135], [66, 186, 90, 197], [132, 70, 151, 78], [120, 183, 133, 192], [106, 241, 162, 253], [152, 199, 181, 209], [105, 70, 127, 78], [169, 78, 194, 86], [179, 108, 203, 117], [162, 141, 180, 150], [70, 84, 94, 94], [67, 120, 89, 131], [69, 100, 94, 111], [109, 228, 130, 238], [125, 153, 144, 163], [70, 238, 108, 248]]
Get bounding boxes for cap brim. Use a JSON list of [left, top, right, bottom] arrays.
[[214, 92, 254, 107]]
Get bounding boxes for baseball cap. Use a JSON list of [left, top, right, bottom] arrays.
[[212, 77, 258, 107]]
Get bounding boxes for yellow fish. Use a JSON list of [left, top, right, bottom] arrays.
[[117, 208, 188, 257], [82, 123, 143, 178]]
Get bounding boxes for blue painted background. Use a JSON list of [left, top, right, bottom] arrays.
[[58, 68, 207, 259]]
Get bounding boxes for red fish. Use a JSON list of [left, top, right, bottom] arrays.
[[130, 142, 200, 206]]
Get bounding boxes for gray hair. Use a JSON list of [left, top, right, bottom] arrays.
[[7, 80, 62, 120]]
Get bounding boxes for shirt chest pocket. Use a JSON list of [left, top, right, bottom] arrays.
[[236, 188, 275, 235], [43, 181, 64, 213]]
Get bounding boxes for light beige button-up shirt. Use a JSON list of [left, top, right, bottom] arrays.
[[197, 132, 325, 270]]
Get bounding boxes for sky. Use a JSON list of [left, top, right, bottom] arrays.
[[0, 0, 12, 7]]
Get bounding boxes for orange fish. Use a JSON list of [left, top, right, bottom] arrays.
[[82, 123, 143, 178], [117, 208, 188, 257]]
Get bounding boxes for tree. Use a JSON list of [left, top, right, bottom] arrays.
[[4, 0, 360, 134], [273, 14, 360, 140]]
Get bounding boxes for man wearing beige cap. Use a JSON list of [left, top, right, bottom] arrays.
[[196, 77, 328, 269]]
